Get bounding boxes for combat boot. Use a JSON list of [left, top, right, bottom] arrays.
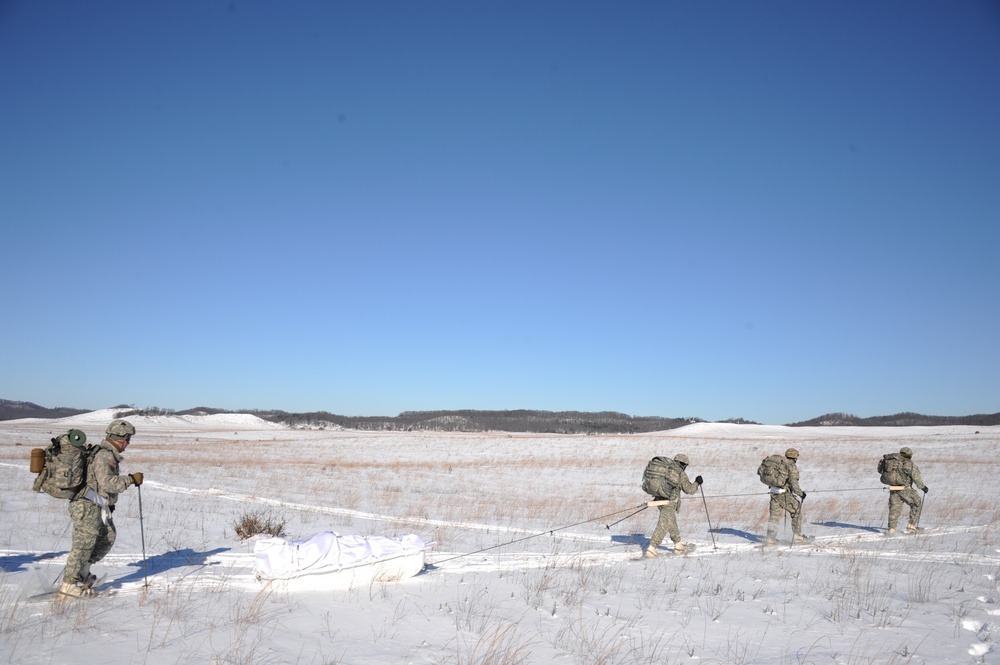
[[906, 524, 923, 534], [792, 534, 812, 543], [58, 581, 94, 598], [78, 563, 97, 589], [886, 527, 895, 536], [765, 535, 777, 547], [673, 542, 686, 554], [643, 548, 657, 558]]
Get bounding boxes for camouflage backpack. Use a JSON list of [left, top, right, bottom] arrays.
[[877, 453, 907, 486], [31, 429, 96, 499], [641, 456, 683, 498], [757, 454, 790, 487]]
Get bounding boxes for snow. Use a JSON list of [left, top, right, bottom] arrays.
[[1, 413, 999, 664]]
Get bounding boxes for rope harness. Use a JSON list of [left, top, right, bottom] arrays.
[[429, 486, 890, 565]]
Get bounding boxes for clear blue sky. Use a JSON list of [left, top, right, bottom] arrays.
[[2, 1, 998, 425]]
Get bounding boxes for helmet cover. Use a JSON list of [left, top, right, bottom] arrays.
[[106, 419, 136, 439]]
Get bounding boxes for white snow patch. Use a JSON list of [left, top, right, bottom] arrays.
[[964, 618, 985, 632], [969, 643, 990, 656]]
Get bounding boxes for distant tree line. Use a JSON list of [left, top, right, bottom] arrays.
[[248, 409, 703, 434], [788, 411, 1000, 427], [0, 400, 87, 421], [2, 399, 997, 431], [114, 406, 175, 418]]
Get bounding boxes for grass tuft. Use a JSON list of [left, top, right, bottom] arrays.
[[231, 508, 288, 540]]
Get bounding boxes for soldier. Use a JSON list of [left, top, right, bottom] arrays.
[[765, 448, 809, 546], [884, 446, 929, 535], [60, 419, 144, 598], [644, 454, 703, 557]]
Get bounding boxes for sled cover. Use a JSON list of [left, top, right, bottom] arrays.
[[253, 531, 429, 580]]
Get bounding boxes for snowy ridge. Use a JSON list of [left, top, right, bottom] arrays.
[[10, 409, 996, 439], [667, 421, 996, 439], [4, 408, 284, 431]]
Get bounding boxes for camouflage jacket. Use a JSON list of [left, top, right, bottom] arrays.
[[665, 471, 700, 502], [84, 439, 133, 506], [785, 459, 805, 498], [901, 459, 927, 491]]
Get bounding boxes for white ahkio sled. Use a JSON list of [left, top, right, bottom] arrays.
[[253, 532, 431, 591]]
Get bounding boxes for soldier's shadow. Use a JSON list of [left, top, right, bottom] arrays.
[[0, 551, 66, 573], [711, 528, 761, 543], [108, 547, 231, 588], [611, 534, 649, 548], [813, 521, 882, 534]]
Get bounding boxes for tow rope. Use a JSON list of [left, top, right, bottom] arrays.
[[430, 503, 648, 566]]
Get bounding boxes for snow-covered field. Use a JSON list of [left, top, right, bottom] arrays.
[[1, 410, 998, 664]]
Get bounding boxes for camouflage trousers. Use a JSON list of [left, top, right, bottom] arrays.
[[888, 488, 922, 530], [649, 501, 682, 550], [767, 492, 803, 538], [63, 499, 116, 583]]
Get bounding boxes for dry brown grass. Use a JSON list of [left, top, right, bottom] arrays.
[[8, 422, 996, 556], [231, 508, 288, 540], [159, 431, 954, 545]]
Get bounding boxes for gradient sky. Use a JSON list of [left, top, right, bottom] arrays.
[[2, 1, 998, 425]]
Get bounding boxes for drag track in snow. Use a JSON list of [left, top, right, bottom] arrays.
[[6, 466, 997, 585], [140, 477, 622, 544]]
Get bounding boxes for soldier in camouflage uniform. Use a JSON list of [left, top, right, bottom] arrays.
[[644, 454, 703, 557], [886, 446, 928, 535], [59, 419, 144, 598], [765, 448, 808, 546]]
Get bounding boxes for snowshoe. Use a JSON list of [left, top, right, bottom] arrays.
[[31, 575, 109, 602]]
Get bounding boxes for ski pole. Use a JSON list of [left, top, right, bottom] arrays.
[[916, 487, 926, 529], [137, 484, 149, 588], [791, 493, 805, 548], [699, 484, 717, 550]]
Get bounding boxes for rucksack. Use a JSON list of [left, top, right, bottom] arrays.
[[31, 429, 95, 499], [877, 453, 907, 486], [757, 454, 790, 487], [642, 456, 682, 498]]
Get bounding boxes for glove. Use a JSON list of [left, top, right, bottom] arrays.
[[695, 475, 703, 485], [800, 492, 807, 501], [130, 472, 144, 487], [922, 486, 928, 494]]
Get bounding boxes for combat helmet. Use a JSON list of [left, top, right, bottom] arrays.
[[106, 419, 136, 439], [785, 448, 799, 459], [673, 454, 690, 467], [900, 446, 913, 459]]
